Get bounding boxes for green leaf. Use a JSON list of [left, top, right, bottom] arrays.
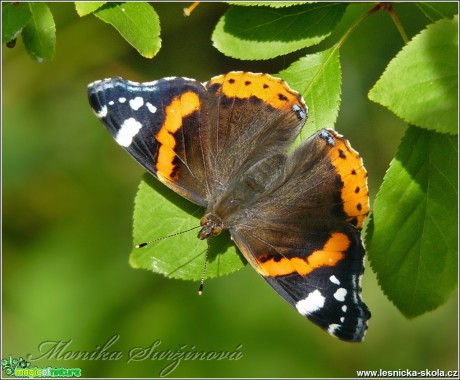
[[22, 3, 56, 62], [75, 2, 107, 17], [369, 16, 458, 135], [94, 2, 161, 59], [278, 45, 341, 144], [365, 126, 458, 318], [416, 2, 459, 22], [227, 1, 313, 7], [212, 3, 347, 60], [130, 174, 246, 281], [2, 2, 32, 44]]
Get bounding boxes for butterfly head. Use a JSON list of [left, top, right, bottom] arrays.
[[198, 214, 224, 240]]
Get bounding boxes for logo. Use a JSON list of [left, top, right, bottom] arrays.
[[1, 355, 81, 378], [88, 71, 371, 342], [1, 356, 30, 376]]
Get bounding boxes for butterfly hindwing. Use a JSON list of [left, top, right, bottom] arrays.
[[229, 129, 370, 342]]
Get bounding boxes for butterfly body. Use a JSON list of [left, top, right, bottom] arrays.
[[88, 71, 370, 342]]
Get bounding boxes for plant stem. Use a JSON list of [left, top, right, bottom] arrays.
[[387, 4, 410, 43], [300, 4, 382, 96], [335, 2, 409, 49], [335, 3, 383, 50]]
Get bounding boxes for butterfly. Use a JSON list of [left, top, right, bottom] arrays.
[[88, 71, 371, 342]]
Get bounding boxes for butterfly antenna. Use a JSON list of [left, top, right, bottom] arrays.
[[135, 226, 201, 249], [198, 240, 209, 296], [183, 2, 200, 16]]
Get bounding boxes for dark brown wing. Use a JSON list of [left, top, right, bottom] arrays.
[[203, 72, 307, 199], [229, 129, 371, 342]]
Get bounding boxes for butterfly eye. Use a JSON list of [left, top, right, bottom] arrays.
[[212, 226, 223, 236], [200, 217, 207, 226]]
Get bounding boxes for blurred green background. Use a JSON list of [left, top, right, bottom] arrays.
[[3, 2, 458, 378]]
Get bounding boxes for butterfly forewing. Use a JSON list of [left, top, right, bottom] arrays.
[[88, 77, 211, 206]]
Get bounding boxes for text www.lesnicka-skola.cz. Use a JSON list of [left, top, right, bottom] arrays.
[[356, 369, 458, 377]]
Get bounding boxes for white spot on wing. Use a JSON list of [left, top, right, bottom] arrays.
[[119, 97, 126, 103], [146, 102, 157, 113], [334, 288, 347, 302], [116, 118, 142, 147], [292, 104, 306, 120], [352, 274, 360, 304], [329, 275, 340, 285], [328, 323, 340, 335], [143, 80, 159, 86], [129, 97, 144, 111], [99, 80, 114, 90], [295, 290, 325, 315], [342, 305, 347, 313], [340, 317, 345, 323], [96, 105, 107, 118], [181, 77, 196, 82], [108, 100, 114, 105], [88, 79, 102, 87]]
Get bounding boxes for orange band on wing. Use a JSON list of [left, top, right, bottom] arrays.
[[155, 91, 200, 180], [327, 133, 370, 228], [258, 232, 349, 277], [209, 72, 302, 111]]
